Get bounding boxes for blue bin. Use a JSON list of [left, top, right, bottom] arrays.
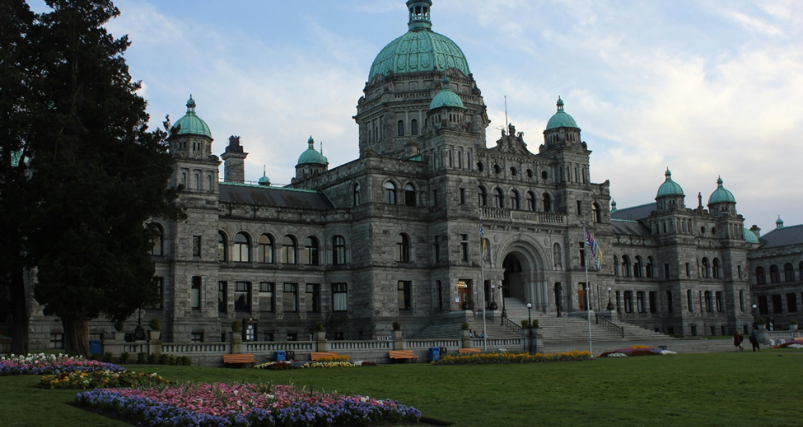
[[89, 339, 102, 355], [274, 350, 286, 362], [428, 347, 440, 362]]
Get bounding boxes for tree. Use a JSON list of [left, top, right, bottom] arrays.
[[19, 0, 180, 356]]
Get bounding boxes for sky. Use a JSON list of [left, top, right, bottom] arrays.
[[29, 0, 803, 232]]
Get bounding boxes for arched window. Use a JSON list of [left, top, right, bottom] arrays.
[[353, 183, 360, 207], [258, 234, 274, 264], [194, 174, 200, 190], [646, 257, 655, 278], [281, 235, 296, 265], [384, 182, 396, 205], [770, 265, 780, 283], [333, 236, 346, 265], [493, 188, 504, 208], [526, 191, 536, 211], [634, 256, 643, 278], [510, 190, 521, 210], [207, 175, 213, 192], [411, 119, 418, 135], [233, 233, 250, 263], [477, 186, 487, 207], [543, 193, 552, 212], [150, 224, 164, 256], [404, 183, 416, 206], [553, 243, 562, 269], [702, 258, 710, 278], [613, 255, 620, 277], [592, 203, 601, 223], [395, 234, 410, 263], [784, 263, 794, 282], [397, 120, 404, 136], [713, 258, 721, 279], [303, 237, 319, 266], [218, 232, 227, 262], [756, 266, 766, 285], [622, 256, 631, 278]]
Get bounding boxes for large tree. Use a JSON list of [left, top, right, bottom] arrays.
[[16, 0, 181, 356]]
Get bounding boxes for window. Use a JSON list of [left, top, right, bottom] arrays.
[[576, 201, 583, 216], [459, 188, 466, 204], [477, 186, 487, 207], [332, 283, 348, 312], [218, 232, 227, 262], [191, 333, 203, 343], [510, 190, 521, 210], [785, 263, 794, 282], [634, 256, 643, 278], [493, 188, 504, 208], [592, 203, 600, 223], [705, 291, 712, 312], [234, 282, 251, 312], [770, 265, 780, 283], [579, 242, 585, 267], [258, 234, 274, 264], [701, 258, 710, 278], [646, 257, 655, 278], [398, 281, 411, 310], [772, 294, 782, 313], [510, 167, 517, 176], [49, 333, 65, 349], [333, 236, 346, 265], [739, 290, 745, 312], [411, 119, 418, 135], [543, 193, 552, 212], [353, 183, 360, 206], [712, 258, 721, 279], [787, 293, 798, 312], [666, 291, 673, 313], [396, 234, 410, 263], [622, 256, 631, 278], [397, 120, 404, 136], [756, 266, 766, 285], [433, 236, 440, 263], [303, 237, 319, 266], [385, 182, 396, 204], [477, 162, 484, 172], [191, 276, 202, 310], [686, 263, 691, 277], [715, 291, 723, 312], [663, 263, 669, 279], [552, 243, 562, 269], [151, 224, 164, 256], [637, 292, 645, 313], [758, 295, 768, 314], [461, 234, 469, 262], [286, 332, 297, 341], [233, 233, 250, 263], [218, 281, 227, 313], [649, 291, 657, 313], [624, 291, 633, 313], [616, 291, 621, 313], [493, 164, 501, 174], [404, 184, 416, 206], [526, 191, 536, 211], [282, 284, 297, 312], [687, 290, 694, 312], [259, 283, 274, 312], [306, 284, 320, 313], [192, 235, 202, 257], [281, 236, 296, 265]]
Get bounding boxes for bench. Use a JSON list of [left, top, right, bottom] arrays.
[[388, 350, 418, 362], [223, 353, 257, 367], [310, 351, 339, 361], [458, 348, 481, 355]]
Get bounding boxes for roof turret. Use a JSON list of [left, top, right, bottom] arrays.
[[708, 176, 736, 204], [297, 136, 328, 166], [258, 165, 271, 186], [546, 97, 579, 130], [429, 76, 465, 110], [174, 95, 212, 138], [776, 215, 784, 229], [656, 168, 685, 198]]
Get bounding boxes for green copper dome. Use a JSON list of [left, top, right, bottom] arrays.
[[743, 228, 759, 244], [368, 1, 470, 82], [174, 95, 212, 138], [258, 165, 271, 186], [708, 176, 736, 204], [546, 97, 578, 130], [656, 168, 685, 197], [429, 76, 464, 110], [297, 136, 328, 166]]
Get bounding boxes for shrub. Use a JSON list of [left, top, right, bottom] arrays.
[[757, 317, 766, 325], [147, 353, 157, 365], [532, 319, 539, 329], [113, 320, 124, 332], [119, 352, 130, 364], [159, 354, 175, 365], [791, 319, 798, 325], [461, 322, 469, 331], [318, 355, 350, 362], [148, 318, 161, 331], [136, 352, 147, 364], [177, 356, 192, 366], [102, 352, 114, 363], [392, 321, 401, 331], [521, 319, 530, 329], [231, 320, 241, 332], [314, 322, 324, 332]]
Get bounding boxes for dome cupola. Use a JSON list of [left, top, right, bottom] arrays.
[[707, 176, 736, 204], [258, 165, 271, 186], [656, 168, 684, 198], [776, 215, 784, 229], [429, 76, 464, 110], [174, 95, 212, 138], [297, 136, 328, 166], [546, 97, 579, 130]]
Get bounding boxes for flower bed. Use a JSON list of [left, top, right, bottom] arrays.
[[771, 338, 803, 349], [255, 360, 378, 370], [40, 370, 168, 389], [599, 345, 676, 358], [75, 382, 421, 426], [317, 355, 350, 362], [1, 353, 124, 376], [433, 351, 591, 365]]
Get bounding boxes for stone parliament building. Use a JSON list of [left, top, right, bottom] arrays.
[[17, 1, 803, 350]]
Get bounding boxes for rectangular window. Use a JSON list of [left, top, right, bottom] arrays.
[[191, 276, 202, 310], [637, 291, 645, 313], [218, 281, 227, 313], [758, 295, 768, 315], [49, 333, 65, 349], [234, 282, 251, 312], [787, 293, 797, 312], [666, 291, 673, 313], [715, 291, 723, 312], [772, 294, 782, 314], [398, 281, 411, 310], [737, 265, 742, 279], [432, 190, 437, 206], [686, 263, 690, 277], [459, 188, 466, 204], [332, 283, 348, 312], [664, 264, 670, 279], [624, 291, 632, 313], [649, 291, 656, 313], [616, 290, 621, 313], [705, 291, 712, 312], [259, 282, 274, 312], [306, 284, 320, 313], [579, 242, 585, 267], [460, 234, 469, 262], [191, 333, 203, 343], [687, 289, 693, 312], [283, 284, 297, 313], [576, 201, 583, 216], [433, 236, 440, 263], [148, 277, 164, 309], [286, 333, 297, 341], [192, 236, 202, 257], [739, 290, 745, 312]]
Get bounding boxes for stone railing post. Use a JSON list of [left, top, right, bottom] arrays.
[[393, 330, 404, 350], [462, 329, 471, 349], [231, 332, 243, 354]]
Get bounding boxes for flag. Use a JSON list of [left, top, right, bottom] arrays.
[[585, 227, 602, 270], [479, 216, 486, 251]]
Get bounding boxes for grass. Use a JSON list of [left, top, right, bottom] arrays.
[[2, 350, 802, 426]]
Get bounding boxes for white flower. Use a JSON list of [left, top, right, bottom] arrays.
[[660, 350, 677, 355]]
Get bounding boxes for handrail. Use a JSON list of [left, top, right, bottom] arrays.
[[501, 316, 522, 334], [596, 313, 624, 338]]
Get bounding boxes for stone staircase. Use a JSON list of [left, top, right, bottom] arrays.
[[412, 313, 519, 340]]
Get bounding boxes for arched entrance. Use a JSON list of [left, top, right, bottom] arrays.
[[502, 254, 524, 300]]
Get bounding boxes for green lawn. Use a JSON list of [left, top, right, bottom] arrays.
[[2, 351, 802, 427]]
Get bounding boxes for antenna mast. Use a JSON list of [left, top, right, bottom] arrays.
[[504, 95, 509, 130]]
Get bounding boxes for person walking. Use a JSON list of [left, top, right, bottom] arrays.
[[733, 331, 744, 352], [750, 327, 760, 351]]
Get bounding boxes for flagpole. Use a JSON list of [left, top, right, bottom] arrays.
[[480, 209, 487, 352], [583, 222, 593, 356]]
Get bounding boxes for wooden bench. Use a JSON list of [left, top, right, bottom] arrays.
[[223, 353, 257, 367], [310, 351, 339, 361], [458, 348, 481, 355], [388, 350, 418, 363]]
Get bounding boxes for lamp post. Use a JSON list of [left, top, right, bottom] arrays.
[[500, 283, 508, 325], [489, 284, 498, 310], [607, 287, 614, 311], [526, 302, 533, 353], [526, 303, 532, 328], [752, 304, 757, 328]]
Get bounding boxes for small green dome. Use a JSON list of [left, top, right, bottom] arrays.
[[546, 97, 578, 130], [258, 165, 271, 186], [708, 176, 736, 204], [297, 136, 328, 166], [368, 2, 470, 82], [656, 168, 685, 197], [776, 215, 784, 228], [743, 228, 759, 243], [174, 95, 212, 138], [429, 76, 464, 110]]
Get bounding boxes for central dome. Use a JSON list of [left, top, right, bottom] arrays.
[[368, 1, 471, 82]]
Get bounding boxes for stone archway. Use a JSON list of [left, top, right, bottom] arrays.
[[502, 253, 525, 300]]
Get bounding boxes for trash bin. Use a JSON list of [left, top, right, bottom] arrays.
[[439, 347, 447, 357], [285, 351, 295, 360], [428, 347, 440, 362], [89, 339, 101, 355], [274, 350, 286, 362]]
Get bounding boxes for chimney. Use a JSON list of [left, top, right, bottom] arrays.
[[221, 136, 248, 183]]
